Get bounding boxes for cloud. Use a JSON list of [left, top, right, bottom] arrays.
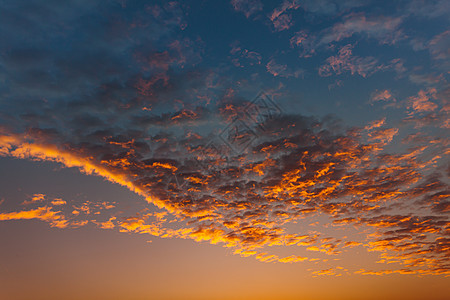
[[407, 0, 450, 19], [370, 90, 395, 104], [318, 44, 383, 77], [51, 198, 67, 206], [312, 267, 344, 277], [269, 0, 301, 31], [22, 193, 46, 205], [291, 14, 404, 57], [231, 0, 263, 18], [0, 0, 448, 277], [0, 206, 68, 228], [320, 14, 404, 45], [343, 241, 362, 248], [230, 43, 262, 67], [407, 88, 438, 113], [428, 30, 450, 67], [368, 127, 399, 144], [266, 59, 303, 78], [408, 30, 450, 72], [408, 73, 445, 86], [1, 98, 448, 275], [297, 0, 368, 16], [364, 118, 386, 130]]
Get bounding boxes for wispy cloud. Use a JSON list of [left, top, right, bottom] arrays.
[[231, 0, 263, 18], [318, 44, 382, 77], [291, 14, 404, 57]]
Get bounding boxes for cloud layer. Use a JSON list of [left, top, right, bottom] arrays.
[[0, 0, 448, 277]]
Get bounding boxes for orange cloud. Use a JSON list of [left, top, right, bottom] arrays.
[[22, 193, 46, 205], [0, 105, 448, 277], [0, 206, 68, 228], [408, 88, 438, 112], [51, 198, 67, 206]]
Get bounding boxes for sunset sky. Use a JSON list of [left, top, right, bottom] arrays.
[[0, 0, 449, 299]]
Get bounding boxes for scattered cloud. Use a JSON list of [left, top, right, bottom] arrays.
[[1, 99, 448, 275], [407, 88, 438, 113], [231, 0, 263, 18], [0, 206, 68, 228], [318, 44, 382, 77], [269, 0, 301, 31], [230, 43, 263, 67], [266, 59, 303, 78], [291, 14, 404, 57], [407, 0, 450, 19], [428, 30, 450, 68], [0, 0, 448, 278], [370, 90, 395, 104]]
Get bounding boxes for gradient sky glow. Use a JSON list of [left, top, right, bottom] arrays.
[[0, 1, 449, 299]]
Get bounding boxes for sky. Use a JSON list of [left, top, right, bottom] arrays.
[[0, 0, 449, 299]]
